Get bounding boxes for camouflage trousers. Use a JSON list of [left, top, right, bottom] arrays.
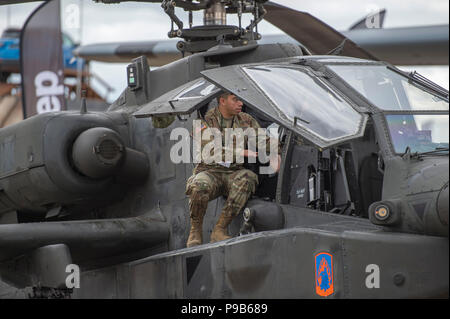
[[186, 168, 258, 221]]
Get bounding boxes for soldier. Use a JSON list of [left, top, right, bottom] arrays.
[[185, 91, 281, 247]]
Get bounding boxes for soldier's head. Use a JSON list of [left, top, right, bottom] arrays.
[[217, 92, 243, 118]]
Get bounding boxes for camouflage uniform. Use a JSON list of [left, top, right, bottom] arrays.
[[185, 107, 276, 247], [152, 115, 175, 129]]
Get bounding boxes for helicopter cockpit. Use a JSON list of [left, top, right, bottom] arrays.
[[134, 58, 369, 147], [327, 62, 449, 155], [134, 56, 448, 218]]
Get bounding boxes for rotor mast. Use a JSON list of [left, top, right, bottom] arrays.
[[160, 0, 267, 54], [204, 1, 226, 26]]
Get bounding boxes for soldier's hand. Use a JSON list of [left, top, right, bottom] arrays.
[[270, 155, 281, 173], [243, 150, 258, 158]]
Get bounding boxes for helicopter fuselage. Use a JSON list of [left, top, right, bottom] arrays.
[[0, 43, 448, 298]]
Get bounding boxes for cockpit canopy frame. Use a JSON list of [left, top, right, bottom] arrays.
[[133, 56, 448, 153], [201, 62, 368, 149]]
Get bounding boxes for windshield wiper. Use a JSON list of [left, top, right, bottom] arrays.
[[387, 66, 449, 101], [402, 146, 448, 159], [409, 71, 449, 100], [417, 147, 449, 156]]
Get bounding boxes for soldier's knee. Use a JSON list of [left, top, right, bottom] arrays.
[[233, 170, 258, 194], [243, 178, 257, 195], [186, 180, 212, 199], [243, 169, 259, 182], [231, 180, 256, 199]]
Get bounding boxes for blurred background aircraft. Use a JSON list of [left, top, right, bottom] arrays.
[[0, 26, 80, 80], [0, 0, 448, 106]]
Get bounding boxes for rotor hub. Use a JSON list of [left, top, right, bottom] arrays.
[[162, 0, 268, 54]]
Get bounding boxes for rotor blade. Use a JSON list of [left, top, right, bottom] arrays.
[[263, 1, 378, 61], [0, 0, 42, 5], [73, 39, 180, 65], [75, 24, 449, 67], [343, 25, 449, 65], [93, 0, 163, 3], [261, 27, 449, 66]]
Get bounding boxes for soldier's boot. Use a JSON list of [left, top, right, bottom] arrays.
[[210, 213, 233, 243], [187, 213, 204, 248], [186, 183, 210, 248]]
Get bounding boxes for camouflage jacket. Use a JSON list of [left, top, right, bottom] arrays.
[[194, 107, 280, 174]]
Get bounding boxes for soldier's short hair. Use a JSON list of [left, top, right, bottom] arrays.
[[217, 91, 232, 105]]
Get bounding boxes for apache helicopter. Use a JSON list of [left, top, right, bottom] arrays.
[[0, 0, 448, 299]]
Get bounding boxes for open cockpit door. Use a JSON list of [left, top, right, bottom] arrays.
[[201, 64, 368, 149], [133, 78, 220, 118]]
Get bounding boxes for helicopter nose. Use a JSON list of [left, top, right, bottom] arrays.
[[437, 184, 449, 227]]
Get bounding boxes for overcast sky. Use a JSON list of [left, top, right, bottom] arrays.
[[1, 0, 449, 101]]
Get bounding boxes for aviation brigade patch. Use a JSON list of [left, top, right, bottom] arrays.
[[314, 252, 334, 297]]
